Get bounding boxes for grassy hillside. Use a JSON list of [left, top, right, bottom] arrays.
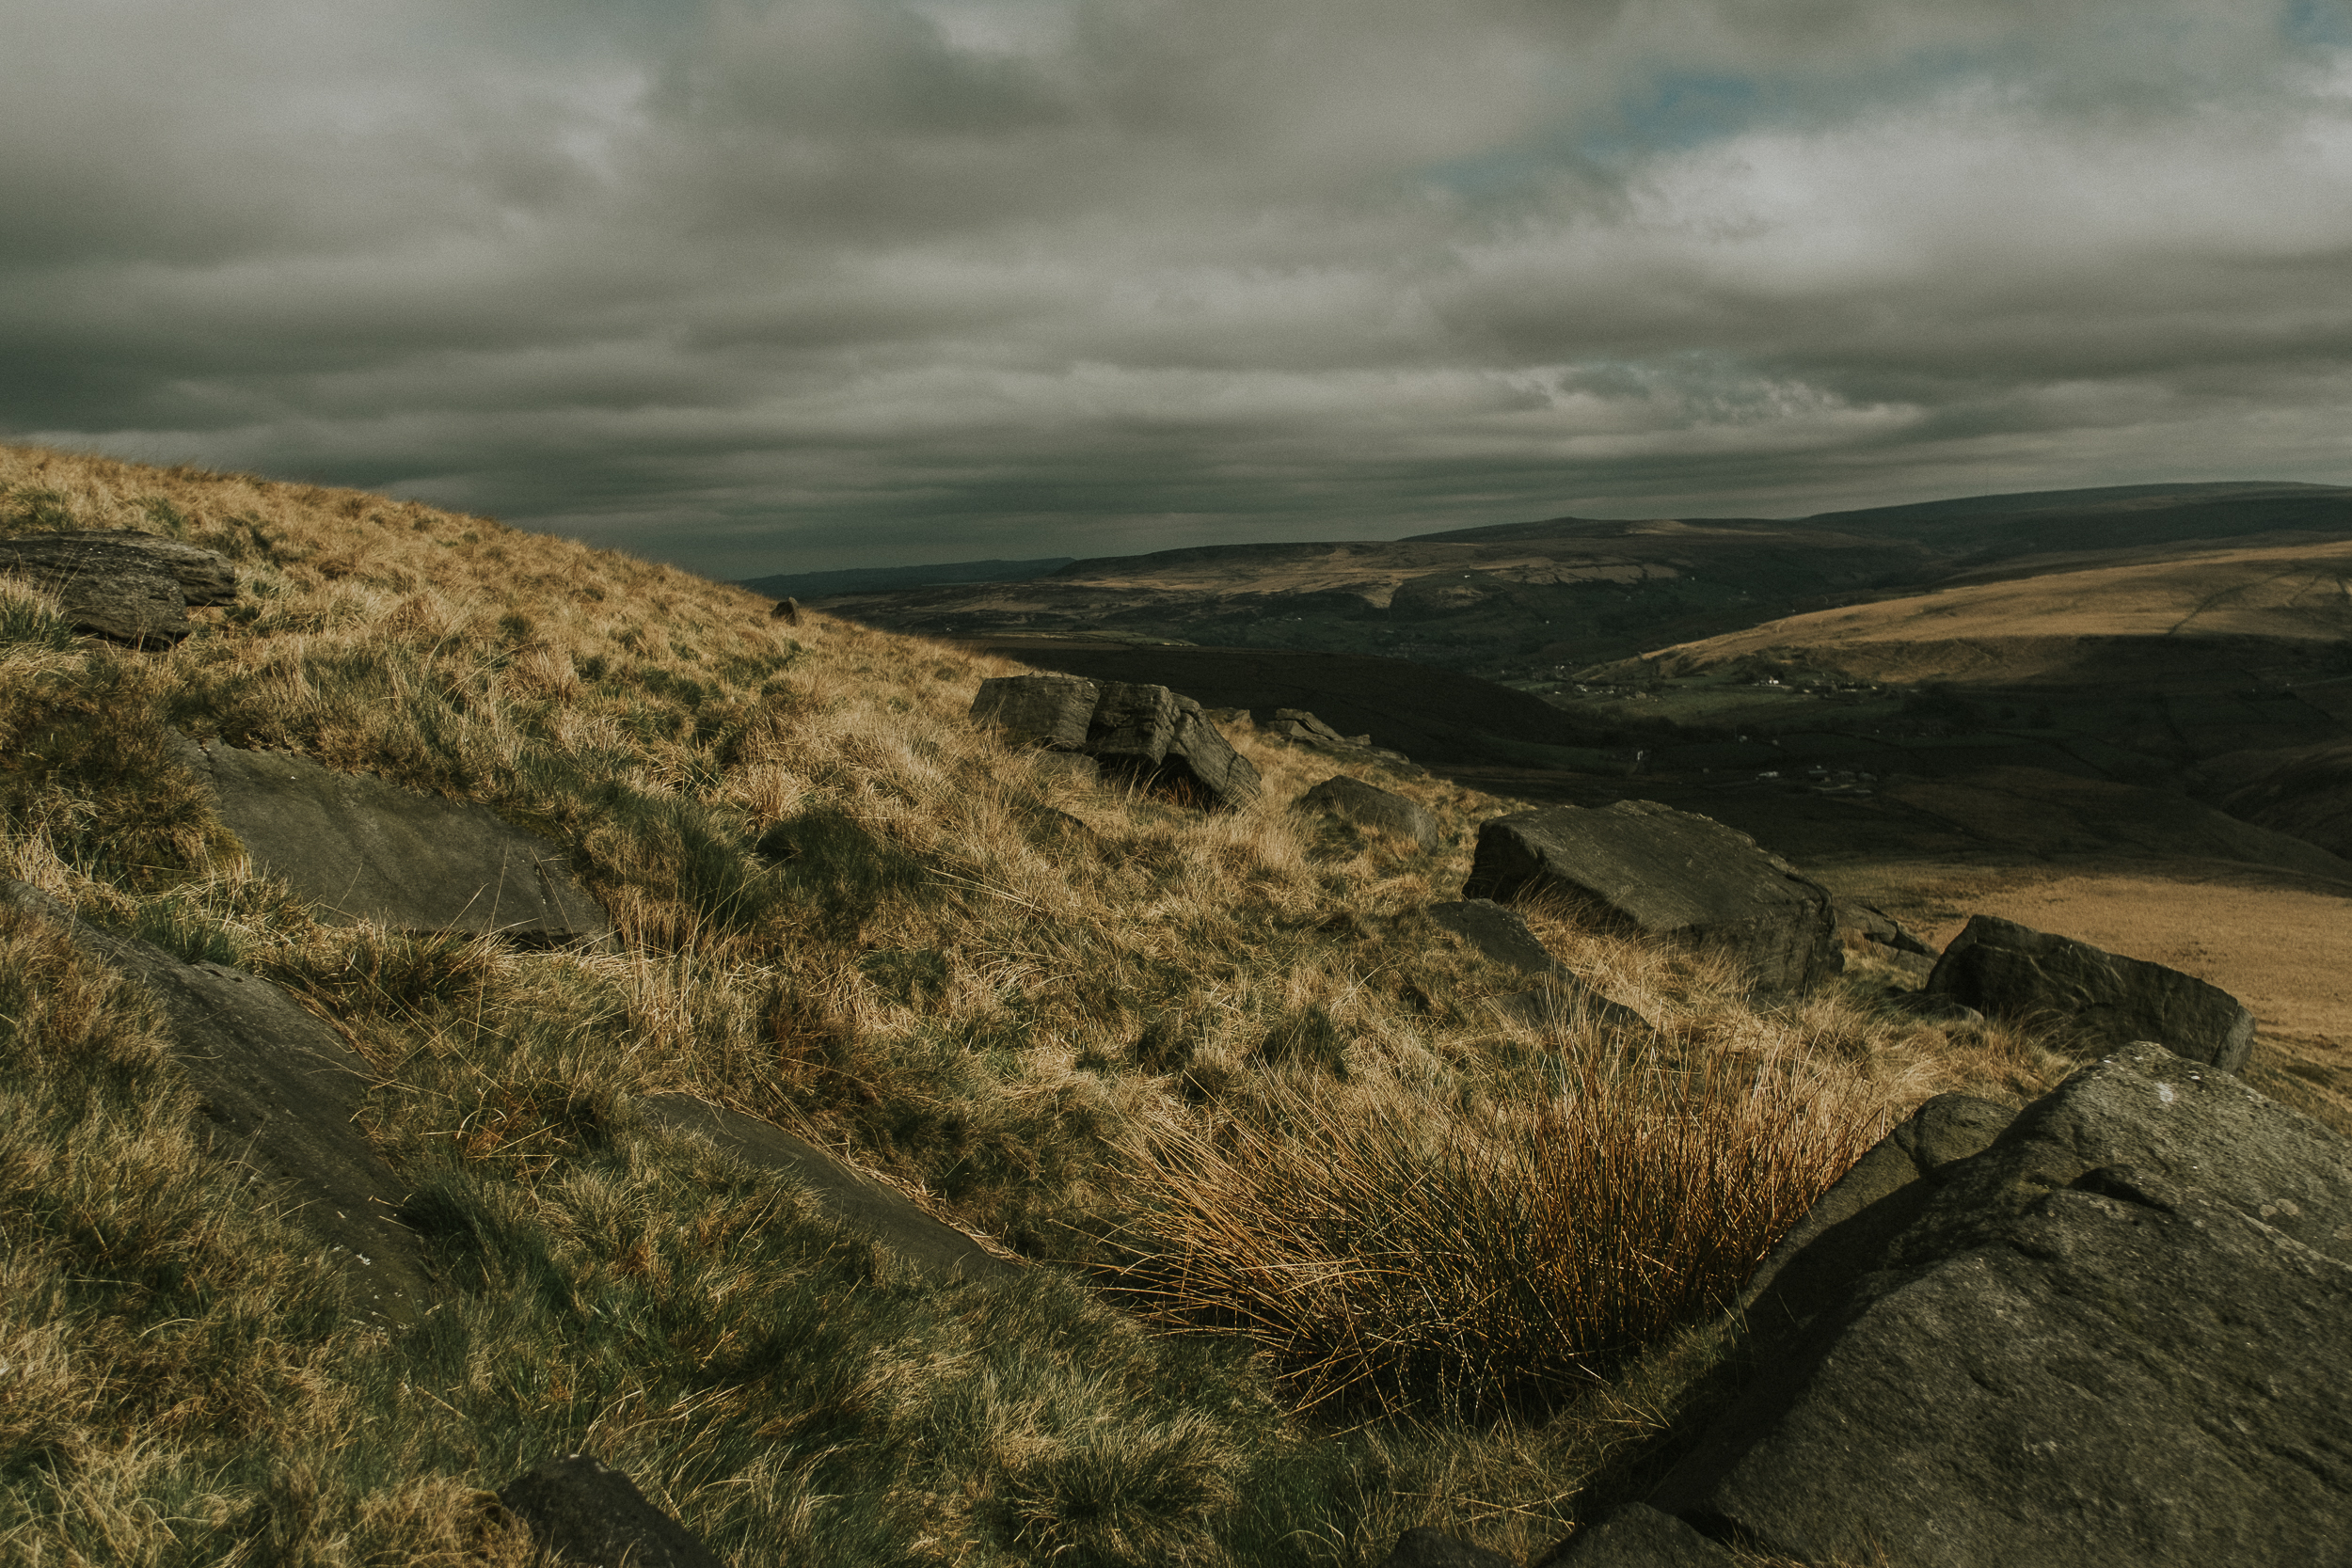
[[0, 445, 2069, 1566], [1635, 538, 2352, 689]]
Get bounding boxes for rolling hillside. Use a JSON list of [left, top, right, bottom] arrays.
[[0, 442, 2058, 1566]]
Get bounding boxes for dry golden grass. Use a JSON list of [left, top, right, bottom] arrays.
[[1653, 537, 2352, 684], [0, 442, 2078, 1564]]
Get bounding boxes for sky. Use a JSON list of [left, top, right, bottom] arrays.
[[4, 0, 2349, 579]]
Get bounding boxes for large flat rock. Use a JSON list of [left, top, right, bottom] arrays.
[[1925, 913, 2256, 1071], [3, 880, 437, 1330], [180, 736, 610, 942], [1552, 1043, 2352, 1567], [1461, 800, 1841, 992], [0, 530, 237, 646]]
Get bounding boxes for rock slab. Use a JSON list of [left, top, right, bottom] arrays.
[[180, 736, 611, 943], [631, 1092, 1020, 1284], [2, 879, 436, 1329], [1461, 801, 1841, 992], [1925, 913, 2255, 1070], [0, 530, 238, 645], [971, 674, 1262, 810], [497, 1455, 723, 1568], [1376, 1526, 1518, 1568], [1553, 1043, 2352, 1567], [1295, 775, 1438, 848]]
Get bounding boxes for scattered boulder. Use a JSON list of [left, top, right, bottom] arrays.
[[1552, 1043, 2352, 1567], [770, 594, 801, 626], [176, 736, 611, 944], [1834, 900, 1933, 957], [1461, 801, 1841, 993], [1376, 1526, 1518, 1568], [0, 530, 238, 646], [1258, 706, 1422, 771], [629, 1093, 1020, 1284], [1163, 700, 1263, 811], [497, 1455, 723, 1568], [972, 673, 1101, 751], [1295, 774, 1438, 848], [1924, 913, 2255, 1071], [970, 674, 1261, 810], [1, 879, 437, 1329]]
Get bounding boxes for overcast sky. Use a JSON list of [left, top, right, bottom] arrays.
[[5, 0, 2349, 578]]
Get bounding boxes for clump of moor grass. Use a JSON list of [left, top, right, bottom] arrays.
[[1111, 990, 1904, 1420]]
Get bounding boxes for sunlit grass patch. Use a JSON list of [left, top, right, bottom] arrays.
[[1111, 1025, 1898, 1421]]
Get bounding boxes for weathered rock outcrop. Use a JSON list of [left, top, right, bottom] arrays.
[[629, 1093, 1019, 1284], [1258, 706, 1422, 771], [2, 879, 437, 1329], [1924, 913, 2255, 1070], [497, 1455, 723, 1568], [970, 674, 1263, 810], [1295, 775, 1438, 848], [1550, 1043, 2352, 1567], [971, 673, 1101, 751], [1375, 1526, 1518, 1568], [0, 530, 238, 645], [1461, 801, 1841, 992], [176, 736, 611, 943]]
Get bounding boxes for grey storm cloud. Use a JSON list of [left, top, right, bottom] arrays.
[[3, 0, 2348, 576]]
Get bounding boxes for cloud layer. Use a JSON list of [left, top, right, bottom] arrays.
[[4, 0, 2348, 575]]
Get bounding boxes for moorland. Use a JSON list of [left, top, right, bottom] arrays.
[[804, 483, 2352, 1134], [4, 442, 2347, 1565]]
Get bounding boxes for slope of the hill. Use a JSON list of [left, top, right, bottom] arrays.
[[792, 483, 2352, 683], [1636, 536, 2352, 689], [0, 444, 2057, 1566]]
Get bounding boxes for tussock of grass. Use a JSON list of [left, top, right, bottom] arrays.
[[0, 444, 2074, 1564], [1110, 977, 1903, 1420]]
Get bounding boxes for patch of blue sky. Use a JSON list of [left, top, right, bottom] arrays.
[[2285, 0, 2352, 48], [1422, 52, 2007, 201]]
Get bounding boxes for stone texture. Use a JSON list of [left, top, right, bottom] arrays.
[[1558, 1044, 2352, 1567], [970, 673, 1100, 751], [2, 879, 437, 1329], [1548, 1507, 1736, 1567], [0, 530, 238, 646], [1461, 801, 1841, 992], [972, 675, 1259, 809], [1376, 1525, 1519, 1568], [630, 1093, 1020, 1284], [1295, 775, 1438, 847], [1925, 913, 2255, 1070], [1737, 1092, 2017, 1335], [1087, 680, 1184, 765], [179, 736, 611, 943], [1164, 705, 1264, 811], [497, 1455, 724, 1568]]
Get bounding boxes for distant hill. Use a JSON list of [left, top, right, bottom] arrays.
[[737, 556, 1073, 600], [808, 483, 2352, 681]]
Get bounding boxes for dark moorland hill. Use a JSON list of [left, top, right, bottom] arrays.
[[797, 481, 2352, 682]]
